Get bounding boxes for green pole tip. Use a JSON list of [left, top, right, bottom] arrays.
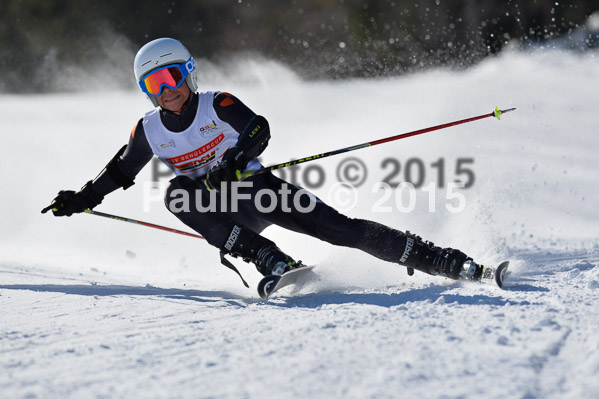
[[493, 106, 501, 120]]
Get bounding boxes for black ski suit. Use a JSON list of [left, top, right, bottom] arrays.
[[90, 92, 412, 270]]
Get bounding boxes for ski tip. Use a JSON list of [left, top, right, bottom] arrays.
[[257, 275, 281, 300], [495, 261, 510, 289]]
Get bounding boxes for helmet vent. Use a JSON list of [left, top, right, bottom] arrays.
[[160, 52, 173, 58]]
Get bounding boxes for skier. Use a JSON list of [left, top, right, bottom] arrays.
[[42, 37, 487, 283]]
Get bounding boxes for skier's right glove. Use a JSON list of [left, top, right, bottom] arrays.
[[204, 147, 245, 191], [41, 181, 103, 217]]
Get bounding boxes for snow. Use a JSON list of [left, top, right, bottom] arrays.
[[1, 47, 599, 398]]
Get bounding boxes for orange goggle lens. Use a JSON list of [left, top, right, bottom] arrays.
[[142, 66, 184, 96]]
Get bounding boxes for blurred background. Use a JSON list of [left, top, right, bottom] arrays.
[[2, 0, 598, 93], [1, 1, 598, 270]]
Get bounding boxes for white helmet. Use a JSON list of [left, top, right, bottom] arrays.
[[134, 38, 198, 106]]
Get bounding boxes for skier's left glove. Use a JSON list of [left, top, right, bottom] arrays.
[[41, 181, 103, 217], [204, 147, 245, 191]]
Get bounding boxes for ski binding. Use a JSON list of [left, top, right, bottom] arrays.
[[479, 260, 510, 288]]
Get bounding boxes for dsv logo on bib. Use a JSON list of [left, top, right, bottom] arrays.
[[199, 120, 219, 135]]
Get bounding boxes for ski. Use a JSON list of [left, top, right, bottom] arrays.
[[257, 265, 316, 300], [256, 261, 507, 300], [479, 261, 510, 288]]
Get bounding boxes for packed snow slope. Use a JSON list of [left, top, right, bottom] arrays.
[[1, 48, 598, 398]]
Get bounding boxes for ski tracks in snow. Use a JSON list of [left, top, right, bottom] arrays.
[[1, 248, 598, 398]]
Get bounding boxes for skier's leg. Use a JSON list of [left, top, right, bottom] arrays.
[[310, 208, 479, 280], [164, 175, 236, 245], [164, 176, 299, 276], [217, 224, 301, 276], [311, 207, 480, 280], [250, 173, 479, 281]]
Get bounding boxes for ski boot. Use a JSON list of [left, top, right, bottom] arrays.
[[398, 231, 484, 281], [255, 246, 301, 276], [220, 224, 300, 277]]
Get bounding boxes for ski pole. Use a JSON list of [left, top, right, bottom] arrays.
[[83, 209, 205, 240], [84, 210, 252, 286], [237, 106, 516, 180]]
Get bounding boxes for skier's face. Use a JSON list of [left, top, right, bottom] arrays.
[[157, 83, 191, 113]]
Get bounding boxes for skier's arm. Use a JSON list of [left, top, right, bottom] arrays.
[[42, 120, 154, 216], [91, 119, 154, 196], [205, 92, 270, 189], [213, 91, 271, 163]]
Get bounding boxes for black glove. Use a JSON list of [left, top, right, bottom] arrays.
[[204, 147, 245, 191], [41, 181, 103, 217]]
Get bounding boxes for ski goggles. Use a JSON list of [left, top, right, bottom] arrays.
[[138, 56, 195, 97]]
